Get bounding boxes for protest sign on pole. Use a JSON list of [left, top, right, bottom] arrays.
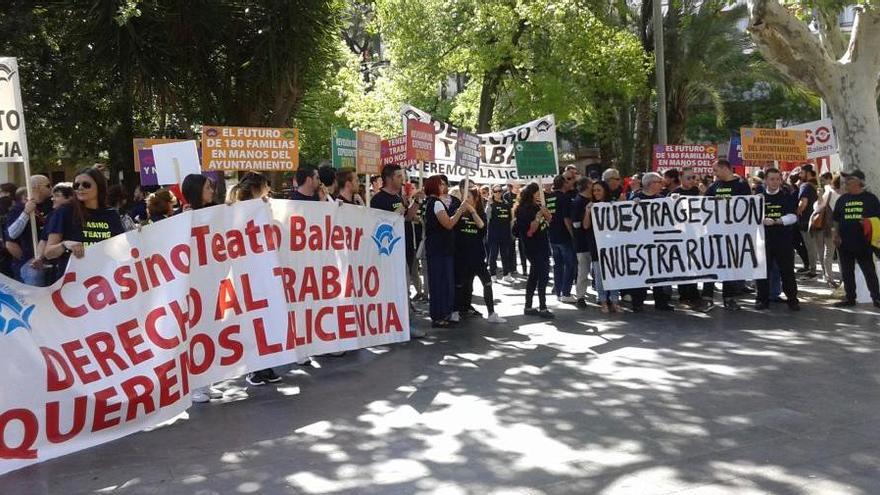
[[356, 130, 381, 176], [591, 196, 766, 291], [380, 136, 413, 169], [515, 141, 556, 204], [0, 199, 410, 475], [406, 119, 434, 186], [202, 126, 299, 171], [455, 130, 481, 191], [740, 128, 807, 162], [133, 139, 185, 185], [331, 127, 357, 169], [401, 104, 557, 184], [783, 118, 837, 159], [0, 57, 37, 253], [652, 144, 718, 175], [152, 140, 201, 185]]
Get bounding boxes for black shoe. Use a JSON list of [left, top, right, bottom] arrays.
[[576, 298, 588, 309], [723, 298, 740, 311], [260, 368, 283, 383], [524, 308, 540, 316], [656, 303, 675, 311], [796, 267, 810, 273], [874, 299, 880, 309], [754, 302, 770, 310], [741, 286, 755, 294], [466, 307, 482, 318], [770, 297, 785, 303], [431, 319, 451, 328], [788, 300, 801, 311], [834, 300, 856, 307], [799, 272, 817, 279], [537, 308, 554, 319], [631, 305, 644, 313], [245, 372, 268, 386]]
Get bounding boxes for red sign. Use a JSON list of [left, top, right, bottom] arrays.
[[652, 144, 718, 175], [406, 120, 435, 162], [381, 135, 415, 169]]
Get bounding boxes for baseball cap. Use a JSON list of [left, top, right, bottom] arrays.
[[843, 169, 866, 181]]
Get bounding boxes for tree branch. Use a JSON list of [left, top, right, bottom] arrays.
[[842, 6, 880, 75], [747, 0, 833, 93], [815, 7, 847, 60]]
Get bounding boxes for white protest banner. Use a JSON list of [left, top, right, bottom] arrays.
[[0, 58, 28, 163], [151, 140, 201, 185], [400, 105, 557, 184], [0, 199, 409, 475], [784, 118, 837, 159], [592, 196, 766, 291]]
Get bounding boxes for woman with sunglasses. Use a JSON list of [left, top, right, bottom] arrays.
[[44, 167, 125, 270], [515, 182, 553, 318]]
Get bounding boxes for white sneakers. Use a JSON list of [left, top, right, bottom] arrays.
[[192, 386, 223, 403], [558, 295, 579, 304], [487, 312, 507, 323], [449, 311, 461, 322]]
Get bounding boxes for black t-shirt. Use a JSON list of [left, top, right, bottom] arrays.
[[516, 203, 549, 253], [335, 193, 357, 205], [706, 178, 751, 198], [46, 204, 125, 270], [546, 190, 572, 244], [487, 199, 512, 241], [797, 182, 818, 230], [455, 209, 487, 264], [763, 190, 797, 245], [570, 194, 595, 255], [833, 191, 880, 252], [290, 190, 319, 201], [425, 196, 454, 257], [371, 189, 415, 259], [671, 186, 701, 196]]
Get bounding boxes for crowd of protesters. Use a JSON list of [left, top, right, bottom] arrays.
[[1, 159, 878, 396]]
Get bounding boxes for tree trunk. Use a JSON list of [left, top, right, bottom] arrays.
[[824, 72, 880, 188], [633, 91, 653, 171], [477, 69, 502, 133]]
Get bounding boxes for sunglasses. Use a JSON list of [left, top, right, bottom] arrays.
[[683, 175, 695, 180], [73, 181, 94, 190], [493, 189, 502, 193]]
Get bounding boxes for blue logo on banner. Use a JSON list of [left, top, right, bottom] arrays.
[[0, 288, 34, 335], [372, 223, 401, 256]]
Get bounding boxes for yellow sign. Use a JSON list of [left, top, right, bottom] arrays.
[[201, 126, 299, 171], [740, 128, 807, 162]]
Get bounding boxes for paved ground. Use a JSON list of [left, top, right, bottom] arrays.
[[3, 275, 880, 495]]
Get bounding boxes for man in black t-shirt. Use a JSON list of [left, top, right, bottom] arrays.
[[547, 173, 577, 303], [832, 169, 880, 307], [756, 168, 800, 310], [670, 168, 704, 308], [794, 165, 819, 277], [370, 164, 426, 336], [630, 173, 674, 311], [703, 159, 751, 310], [290, 166, 320, 201]]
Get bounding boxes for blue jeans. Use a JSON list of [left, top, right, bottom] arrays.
[[592, 261, 619, 303], [550, 242, 575, 297], [427, 254, 454, 321]]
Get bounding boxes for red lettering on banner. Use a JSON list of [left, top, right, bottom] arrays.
[[46, 397, 86, 443], [145, 307, 180, 349], [211, 232, 227, 262], [120, 375, 155, 422], [215, 278, 242, 320], [386, 303, 403, 333], [114, 266, 138, 300], [315, 307, 335, 341], [154, 359, 181, 408], [241, 274, 268, 311], [169, 243, 191, 274], [61, 340, 100, 385], [91, 386, 122, 432], [41, 347, 74, 392], [322, 267, 340, 299], [254, 318, 282, 355], [245, 220, 264, 253], [226, 229, 246, 258], [218, 324, 243, 365], [116, 318, 154, 366], [300, 268, 319, 300], [289, 215, 363, 252], [337, 305, 358, 339], [52, 272, 87, 318], [0, 409, 38, 459], [191, 225, 210, 265], [188, 334, 215, 375], [83, 332, 128, 376]]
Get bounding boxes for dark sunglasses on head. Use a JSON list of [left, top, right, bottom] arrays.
[[73, 181, 94, 190]]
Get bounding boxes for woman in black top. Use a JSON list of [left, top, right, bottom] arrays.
[[453, 187, 507, 324], [486, 185, 514, 281], [514, 183, 553, 318], [423, 175, 468, 327]]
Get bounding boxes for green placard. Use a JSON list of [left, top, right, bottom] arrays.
[[331, 127, 357, 169], [515, 141, 557, 177]]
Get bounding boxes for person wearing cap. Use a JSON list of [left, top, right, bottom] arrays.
[[832, 169, 880, 307]]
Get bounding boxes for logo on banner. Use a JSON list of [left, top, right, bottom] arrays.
[[372, 223, 401, 256], [535, 120, 552, 133], [0, 63, 15, 85], [0, 285, 34, 334]]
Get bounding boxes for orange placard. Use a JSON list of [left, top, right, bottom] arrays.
[[356, 130, 381, 175], [201, 126, 299, 171], [740, 128, 807, 163]]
